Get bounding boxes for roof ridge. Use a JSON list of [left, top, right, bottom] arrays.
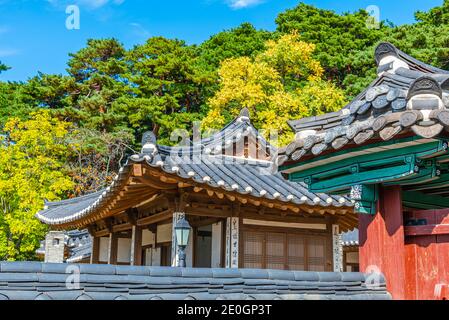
[[375, 42, 449, 75], [44, 190, 104, 207]]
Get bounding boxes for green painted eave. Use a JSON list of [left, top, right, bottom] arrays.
[[280, 136, 441, 173], [288, 139, 448, 193], [402, 191, 449, 209]]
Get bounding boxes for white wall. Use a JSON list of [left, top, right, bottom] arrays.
[[142, 229, 155, 246], [141, 226, 171, 266], [117, 238, 131, 263], [99, 237, 109, 262], [151, 248, 161, 266], [143, 247, 162, 266], [157, 223, 172, 243]]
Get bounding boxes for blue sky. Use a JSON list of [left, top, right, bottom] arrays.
[[0, 0, 444, 81]]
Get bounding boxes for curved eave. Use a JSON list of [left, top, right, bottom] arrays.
[[36, 154, 354, 229], [36, 163, 135, 227]]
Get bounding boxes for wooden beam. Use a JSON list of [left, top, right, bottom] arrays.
[[130, 176, 175, 189], [241, 212, 327, 224], [137, 209, 172, 226], [90, 236, 100, 264], [185, 207, 231, 218], [216, 192, 224, 199], [402, 191, 449, 209], [94, 228, 110, 238], [133, 164, 142, 177], [112, 222, 133, 233], [189, 217, 222, 228]]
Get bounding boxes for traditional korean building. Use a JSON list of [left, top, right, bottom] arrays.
[[36, 109, 355, 271], [277, 42, 449, 300]]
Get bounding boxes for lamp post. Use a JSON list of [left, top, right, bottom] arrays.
[[174, 216, 191, 267]]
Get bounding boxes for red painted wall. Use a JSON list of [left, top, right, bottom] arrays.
[[359, 186, 406, 300], [404, 209, 449, 300]]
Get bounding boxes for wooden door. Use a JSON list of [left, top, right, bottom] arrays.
[[307, 236, 326, 271], [242, 231, 264, 269], [242, 229, 327, 271], [287, 234, 305, 270], [265, 232, 286, 270]]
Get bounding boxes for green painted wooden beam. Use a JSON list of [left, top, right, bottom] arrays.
[[308, 162, 415, 193], [402, 191, 449, 209], [287, 140, 449, 195], [383, 163, 438, 187], [405, 173, 449, 191], [289, 140, 445, 182], [351, 185, 378, 215]]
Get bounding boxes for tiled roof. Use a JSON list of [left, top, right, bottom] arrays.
[[36, 230, 92, 263], [278, 42, 449, 165], [36, 108, 353, 227], [0, 262, 390, 300], [341, 229, 359, 247]]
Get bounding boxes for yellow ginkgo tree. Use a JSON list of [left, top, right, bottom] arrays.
[[0, 110, 74, 260], [202, 33, 347, 146]]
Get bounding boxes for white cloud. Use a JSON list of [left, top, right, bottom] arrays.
[[227, 0, 264, 9], [47, 0, 125, 10], [81, 0, 109, 9], [0, 48, 19, 57], [130, 22, 150, 39]]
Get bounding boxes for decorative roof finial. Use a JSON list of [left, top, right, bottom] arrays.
[[374, 42, 398, 65], [141, 131, 158, 155], [408, 76, 442, 99], [238, 107, 250, 122]]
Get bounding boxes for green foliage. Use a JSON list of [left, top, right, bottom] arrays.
[[0, 61, 8, 74], [202, 33, 346, 145], [1, 0, 449, 260], [120, 36, 215, 144], [275, 3, 389, 90], [415, 0, 449, 25], [0, 82, 37, 126], [199, 23, 273, 71], [0, 111, 74, 260]]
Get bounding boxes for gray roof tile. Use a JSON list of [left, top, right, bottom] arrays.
[[0, 262, 390, 300]]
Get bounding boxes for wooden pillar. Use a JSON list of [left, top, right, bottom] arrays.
[[359, 185, 406, 299], [130, 226, 142, 266], [90, 236, 100, 264], [107, 232, 118, 265]]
